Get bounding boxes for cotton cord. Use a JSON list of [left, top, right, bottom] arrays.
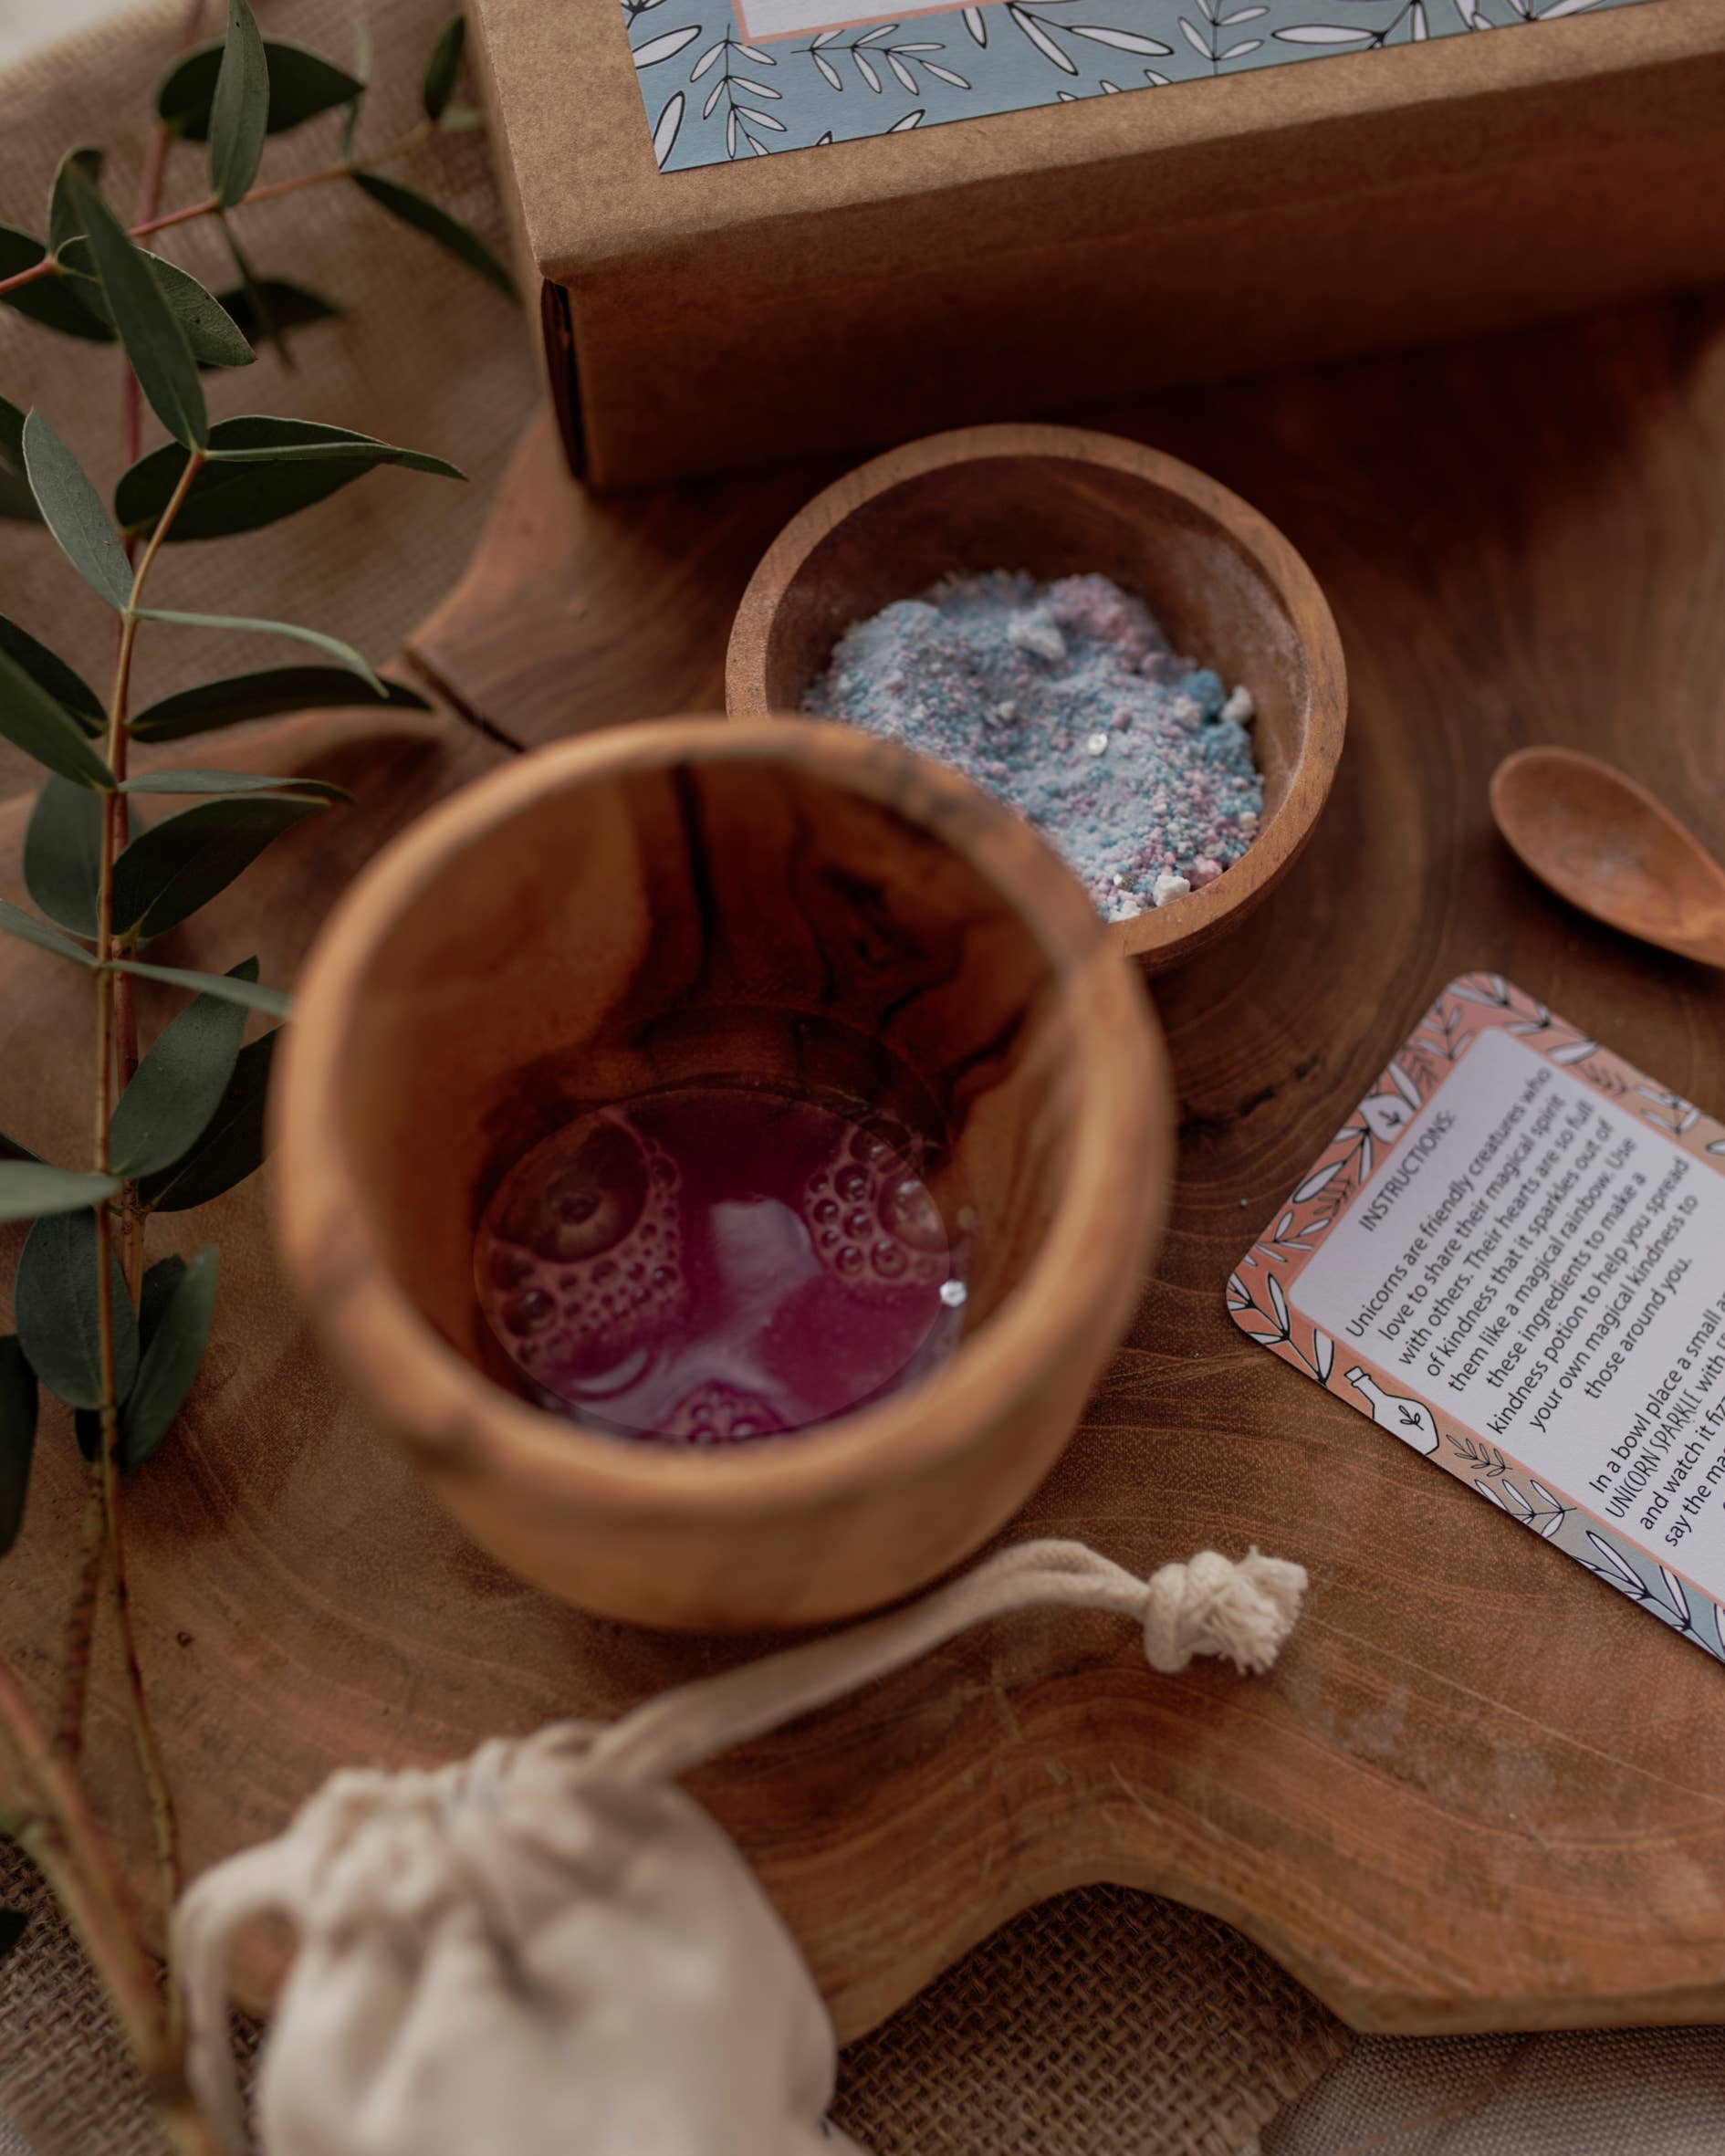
[[586, 1539, 1307, 1787], [173, 1538, 1304, 2151]]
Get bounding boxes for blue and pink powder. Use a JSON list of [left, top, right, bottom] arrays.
[[802, 571, 1263, 920]]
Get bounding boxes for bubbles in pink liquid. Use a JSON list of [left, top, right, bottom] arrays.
[[474, 1085, 969, 1446]]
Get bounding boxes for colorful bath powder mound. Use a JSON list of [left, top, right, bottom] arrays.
[[803, 570, 1263, 919]]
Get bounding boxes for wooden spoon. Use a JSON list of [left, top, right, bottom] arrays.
[[1490, 745, 1725, 968]]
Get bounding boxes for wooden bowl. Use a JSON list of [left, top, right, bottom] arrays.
[[274, 717, 1172, 1631], [727, 424, 1347, 971]]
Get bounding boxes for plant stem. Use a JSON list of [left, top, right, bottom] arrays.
[[54, 1481, 106, 1761], [0, 122, 436, 302], [0, 1666, 221, 2156], [81, 449, 205, 2032]]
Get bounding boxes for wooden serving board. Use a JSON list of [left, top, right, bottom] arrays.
[[4, 292, 1725, 2041]]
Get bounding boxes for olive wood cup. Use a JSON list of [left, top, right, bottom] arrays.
[[275, 717, 1172, 1630], [727, 424, 1347, 971]]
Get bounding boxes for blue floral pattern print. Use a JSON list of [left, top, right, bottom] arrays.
[[625, 0, 1661, 173]]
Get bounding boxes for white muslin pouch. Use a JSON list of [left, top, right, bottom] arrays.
[[174, 1538, 1306, 2156]]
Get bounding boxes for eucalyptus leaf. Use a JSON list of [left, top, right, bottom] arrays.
[[423, 16, 465, 120], [46, 146, 103, 258], [135, 610, 385, 693], [0, 1910, 26, 1956], [15, 1210, 138, 1411], [24, 777, 104, 937], [0, 1163, 120, 1229], [157, 37, 363, 140], [67, 164, 206, 450], [350, 173, 518, 301], [0, 224, 114, 343], [0, 1338, 37, 1556], [0, 640, 115, 789], [21, 410, 132, 609], [216, 218, 285, 368], [110, 792, 330, 941], [139, 1031, 277, 1212], [123, 769, 352, 801], [118, 416, 461, 543], [121, 1246, 219, 1470], [111, 958, 289, 1020], [131, 665, 425, 742], [109, 962, 256, 1177], [0, 615, 104, 734], [0, 393, 38, 523], [139, 1255, 187, 1340], [0, 1133, 40, 1164], [0, 897, 98, 968], [0, 469, 37, 525], [209, 0, 270, 206], [58, 239, 255, 370], [211, 278, 341, 355], [77, 1259, 184, 1459]]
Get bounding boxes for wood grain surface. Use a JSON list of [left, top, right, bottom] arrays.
[[3, 289, 1725, 2039]]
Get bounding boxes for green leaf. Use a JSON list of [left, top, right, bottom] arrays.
[[110, 793, 330, 941], [0, 615, 104, 734], [117, 416, 462, 543], [139, 1256, 187, 1341], [21, 410, 132, 609], [209, 0, 270, 206], [0, 639, 115, 789], [66, 165, 206, 450], [0, 392, 38, 522], [135, 610, 384, 694], [120, 1246, 218, 1470], [0, 224, 114, 343], [351, 173, 518, 303], [109, 963, 256, 1177], [0, 1338, 38, 1557], [214, 217, 286, 369], [140, 1031, 277, 1212], [131, 665, 425, 742], [210, 278, 341, 357], [24, 778, 104, 937], [111, 958, 289, 1020], [15, 1210, 137, 1411], [0, 897, 98, 967], [123, 769, 352, 801], [46, 146, 103, 258], [78, 1258, 186, 1452], [0, 1132, 40, 1164], [158, 37, 363, 140], [57, 240, 254, 371], [0, 1163, 120, 1229], [0, 1910, 25, 1955], [423, 16, 465, 121]]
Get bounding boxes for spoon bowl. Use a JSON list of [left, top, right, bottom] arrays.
[[1490, 746, 1725, 968]]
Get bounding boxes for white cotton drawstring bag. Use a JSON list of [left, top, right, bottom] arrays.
[[175, 1537, 1306, 2156]]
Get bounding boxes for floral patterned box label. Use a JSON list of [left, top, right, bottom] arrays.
[[626, 0, 1660, 173], [1229, 974, 1725, 1664]]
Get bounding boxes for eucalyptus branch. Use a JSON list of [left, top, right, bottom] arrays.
[[1, 120, 446, 306], [88, 448, 207, 2008], [0, 5, 502, 2144]]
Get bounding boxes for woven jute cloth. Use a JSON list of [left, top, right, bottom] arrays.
[[0, 2, 1353, 2150]]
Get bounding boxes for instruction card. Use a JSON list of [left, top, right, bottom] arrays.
[[1229, 973, 1725, 1665]]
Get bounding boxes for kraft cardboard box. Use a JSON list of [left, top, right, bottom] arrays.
[[472, 0, 1725, 491]]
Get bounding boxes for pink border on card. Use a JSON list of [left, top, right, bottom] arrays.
[[733, 0, 988, 44], [1229, 971, 1725, 1664]]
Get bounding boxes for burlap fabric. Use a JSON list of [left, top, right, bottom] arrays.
[[0, 3, 1351, 2150]]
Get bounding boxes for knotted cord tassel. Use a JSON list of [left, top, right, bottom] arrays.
[[1140, 1547, 1307, 1676]]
